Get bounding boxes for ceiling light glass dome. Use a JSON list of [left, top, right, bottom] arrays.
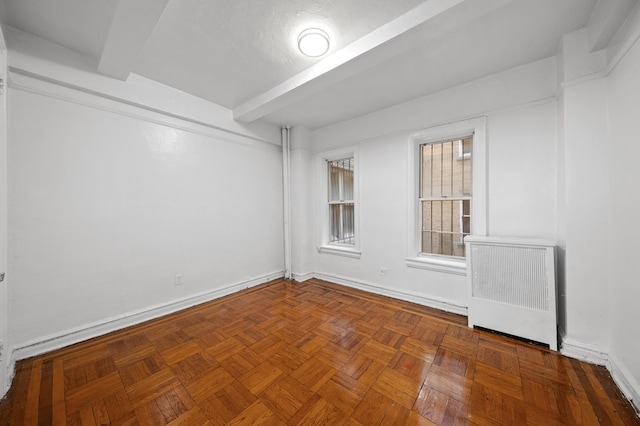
[[297, 28, 330, 57]]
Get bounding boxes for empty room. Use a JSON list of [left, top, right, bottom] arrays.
[[0, 0, 639, 424]]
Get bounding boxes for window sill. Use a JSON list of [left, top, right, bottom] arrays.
[[317, 245, 362, 259], [405, 256, 466, 276]]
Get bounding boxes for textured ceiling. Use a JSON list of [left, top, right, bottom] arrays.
[[2, 0, 597, 129], [133, 0, 426, 108]]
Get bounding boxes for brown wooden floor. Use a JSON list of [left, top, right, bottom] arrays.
[[1, 278, 638, 425]]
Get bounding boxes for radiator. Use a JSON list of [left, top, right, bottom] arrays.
[[465, 236, 557, 350]]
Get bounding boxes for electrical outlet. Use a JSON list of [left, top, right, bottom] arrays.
[[175, 274, 183, 286], [379, 267, 388, 276]]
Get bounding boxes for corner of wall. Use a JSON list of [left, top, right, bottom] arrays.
[[0, 23, 8, 400], [558, 28, 607, 86], [289, 127, 315, 277], [610, 354, 640, 415], [556, 17, 640, 406], [561, 338, 640, 414], [561, 337, 610, 366]]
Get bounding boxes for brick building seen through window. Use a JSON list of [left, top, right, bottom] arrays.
[[420, 137, 472, 257]]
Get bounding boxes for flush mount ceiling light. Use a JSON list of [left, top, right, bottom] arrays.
[[297, 28, 330, 57]]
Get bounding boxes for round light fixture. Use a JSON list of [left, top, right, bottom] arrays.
[[297, 28, 330, 57]]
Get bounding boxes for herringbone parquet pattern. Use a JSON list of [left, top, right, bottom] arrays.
[[1, 278, 638, 425]]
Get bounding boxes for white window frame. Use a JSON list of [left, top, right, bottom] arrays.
[[317, 146, 361, 259], [406, 117, 486, 275]]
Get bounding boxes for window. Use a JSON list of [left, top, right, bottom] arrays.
[[406, 117, 486, 274], [328, 158, 355, 245], [420, 137, 472, 257], [317, 147, 360, 259]]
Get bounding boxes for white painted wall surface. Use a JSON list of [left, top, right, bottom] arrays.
[[289, 127, 314, 279], [607, 34, 640, 403], [0, 29, 8, 396], [304, 60, 559, 312], [311, 57, 557, 152], [8, 86, 284, 350], [486, 101, 557, 240], [561, 77, 611, 349]]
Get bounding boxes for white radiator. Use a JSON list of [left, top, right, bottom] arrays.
[[465, 236, 557, 350]]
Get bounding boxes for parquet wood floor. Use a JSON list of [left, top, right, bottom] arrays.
[[1, 278, 638, 425]]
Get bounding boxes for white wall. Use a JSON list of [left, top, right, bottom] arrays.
[[300, 58, 558, 312], [290, 127, 314, 279], [560, 77, 611, 349], [486, 104, 557, 240], [555, 24, 640, 407], [8, 86, 284, 350], [5, 34, 285, 361], [311, 57, 557, 151], [555, 19, 640, 408], [555, 29, 610, 356], [0, 27, 8, 395], [607, 34, 640, 404]]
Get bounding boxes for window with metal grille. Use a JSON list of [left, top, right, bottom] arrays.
[[420, 137, 472, 257], [328, 157, 355, 245]]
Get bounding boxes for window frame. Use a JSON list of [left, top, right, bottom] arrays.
[[317, 146, 361, 259], [406, 117, 487, 275]]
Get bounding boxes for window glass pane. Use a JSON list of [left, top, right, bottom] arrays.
[[441, 141, 453, 197], [462, 138, 472, 195], [330, 204, 341, 241], [431, 200, 442, 233], [343, 168, 354, 201], [329, 202, 355, 245], [451, 199, 460, 233], [442, 231, 454, 256], [422, 230, 433, 254], [421, 201, 469, 257], [342, 203, 354, 244], [420, 145, 432, 198], [419, 136, 472, 257], [462, 137, 472, 156], [328, 158, 354, 202], [421, 139, 472, 198], [431, 143, 442, 198], [328, 162, 340, 201], [452, 141, 464, 196], [421, 200, 431, 233], [462, 199, 470, 235]]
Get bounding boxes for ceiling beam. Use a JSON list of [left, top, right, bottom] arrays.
[[97, 0, 170, 81], [233, 0, 513, 124]]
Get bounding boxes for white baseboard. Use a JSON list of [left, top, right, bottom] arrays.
[[561, 337, 640, 415], [9, 270, 284, 367], [312, 272, 467, 316], [610, 354, 640, 415], [561, 337, 610, 366], [292, 271, 314, 282]]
